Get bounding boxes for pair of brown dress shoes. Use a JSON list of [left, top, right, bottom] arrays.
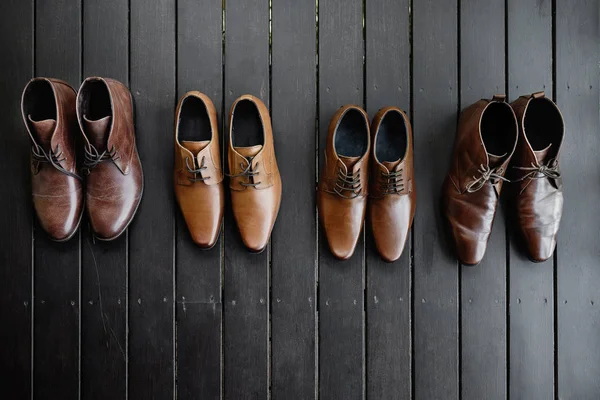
[[174, 92, 282, 252], [318, 105, 416, 262], [443, 92, 564, 265], [22, 77, 143, 241]]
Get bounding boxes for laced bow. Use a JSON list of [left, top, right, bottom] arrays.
[[227, 156, 261, 188], [465, 164, 509, 193], [380, 168, 404, 195], [512, 158, 560, 182], [185, 156, 210, 182], [83, 144, 120, 174], [32, 144, 81, 180], [327, 167, 362, 199]]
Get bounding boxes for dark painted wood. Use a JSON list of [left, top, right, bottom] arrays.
[[80, 0, 129, 398], [365, 0, 412, 398], [33, 1, 81, 398], [175, 0, 223, 398], [507, 0, 555, 398], [0, 0, 34, 398], [128, 0, 175, 398], [459, 1, 507, 398], [318, 0, 365, 399], [556, 0, 600, 398], [271, 0, 317, 399], [223, 1, 270, 398], [412, 0, 459, 399]]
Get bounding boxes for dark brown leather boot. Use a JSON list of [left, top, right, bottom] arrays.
[[22, 78, 84, 241], [508, 92, 564, 262], [227, 95, 281, 253], [318, 105, 370, 260], [369, 107, 416, 263], [77, 77, 143, 241], [442, 95, 517, 265], [174, 91, 224, 249]]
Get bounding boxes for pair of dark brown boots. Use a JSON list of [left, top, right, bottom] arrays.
[[173, 92, 282, 253], [318, 105, 416, 262], [22, 77, 143, 242], [442, 92, 564, 265]]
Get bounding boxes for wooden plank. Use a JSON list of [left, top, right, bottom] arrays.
[[80, 1, 129, 398], [33, 0, 81, 398], [364, 0, 411, 398], [0, 0, 34, 398], [318, 0, 365, 398], [506, 0, 554, 398], [128, 0, 175, 398], [412, 0, 460, 398], [175, 0, 223, 398], [459, 1, 507, 398], [271, 0, 317, 399], [223, 0, 270, 398], [556, 0, 600, 398]]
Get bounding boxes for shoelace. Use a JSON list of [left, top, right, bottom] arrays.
[[83, 144, 120, 175], [31, 144, 82, 180], [380, 168, 404, 195], [326, 168, 362, 199], [227, 156, 261, 188], [465, 164, 509, 193], [185, 156, 210, 182], [512, 158, 560, 182]]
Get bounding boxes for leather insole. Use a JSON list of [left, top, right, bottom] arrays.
[[524, 98, 562, 151], [335, 109, 368, 157], [232, 100, 263, 147], [178, 96, 212, 142], [24, 80, 56, 122], [481, 102, 516, 156], [79, 80, 111, 120], [375, 111, 407, 162]]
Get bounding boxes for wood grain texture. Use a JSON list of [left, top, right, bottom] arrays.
[[0, 0, 34, 398], [459, 1, 507, 398], [271, 0, 317, 399], [175, 0, 223, 398], [556, 0, 600, 398], [318, 0, 365, 398], [412, 1, 460, 398], [80, 0, 129, 398], [128, 0, 176, 398], [223, 0, 270, 398], [365, 0, 412, 398], [507, 0, 555, 398], [33, 1, 81, 398]]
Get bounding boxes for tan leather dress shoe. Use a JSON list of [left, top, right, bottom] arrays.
[[508, 92, 564, 262], [77, 77, 143, 241], [318, 105, 370, 260], [442, 95, 517, 265], [369, 107, 416, 263], [174, 91, 224, 249], [22, 78, 84, 241], [227, 95, 281, 253]]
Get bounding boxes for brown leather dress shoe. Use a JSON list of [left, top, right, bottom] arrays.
[[318, 105, 370, 261], [77, 77, 143, 241], [369, 107, 416, 263], [227, 95, 281, 253], [442, 95, 518, 265], [22, 78, 84, 241], [508, 92, 564, 262], [174, 91, 224, 249]]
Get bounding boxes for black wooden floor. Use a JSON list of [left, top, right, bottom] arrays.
[[1, 0, 599, 399]]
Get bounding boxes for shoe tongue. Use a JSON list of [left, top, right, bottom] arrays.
[[83, 115, 111, 150], [487, 152, 507, 169], [533, 143, 552, 163], [181, 140, 210, 155], [236, 145, 262, 158], [339, 155, 360, 169], [28, 115, 56, 148], [382, 160, 402, 172]]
